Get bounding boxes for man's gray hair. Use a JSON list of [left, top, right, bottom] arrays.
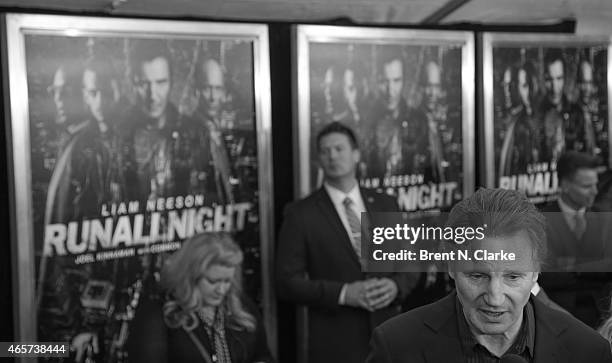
[[446, 188, 547, 267]]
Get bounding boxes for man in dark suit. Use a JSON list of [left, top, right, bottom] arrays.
[[540, 151, 612, 327], [367, 188, 612, 362], [276, 122, 413, 363]]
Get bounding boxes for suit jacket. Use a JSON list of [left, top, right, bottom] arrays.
[[367, 292, 612, 363], [541, 201, 612, 266], [534, 286, 570, 315], [539, 201, 612, 327], [276, 187, 414, 363]]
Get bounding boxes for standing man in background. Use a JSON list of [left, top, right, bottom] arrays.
[[276, 122, 413, 363], [540, 151, 612, 327]]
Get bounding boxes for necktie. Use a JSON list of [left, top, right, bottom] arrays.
[[343, 197, 361, 257], [574, 213, 586, 240]]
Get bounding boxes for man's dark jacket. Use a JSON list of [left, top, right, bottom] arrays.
[[276, 187, 415, 363], [539, 201, 612, 327], [367, 292, 612, 363]]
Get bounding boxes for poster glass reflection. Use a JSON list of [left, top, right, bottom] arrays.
[[294, 25, 475, 212], [4, 13, 274, 361], [482, 33, 611, 204]]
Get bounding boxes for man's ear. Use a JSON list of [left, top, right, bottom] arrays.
[[532, 272, 539, 283], [448, 269, 456, 280]]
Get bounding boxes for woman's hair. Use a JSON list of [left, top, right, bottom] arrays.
[[599, 318, 612, 346], [160, 233, 256, 332], [599, 297, 612, 347]]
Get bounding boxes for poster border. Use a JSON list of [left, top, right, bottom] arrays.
[[3, 13, 276, 357], [293, 24, 475, 200], [481, 32, 612, 188]]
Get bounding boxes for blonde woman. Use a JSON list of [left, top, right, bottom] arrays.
[[128, 233, 273, 363]]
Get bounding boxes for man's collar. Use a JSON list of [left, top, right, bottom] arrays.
[[557, 197, 586, 216], [455, 296, 535, 359], [323, 182, 359, 205]]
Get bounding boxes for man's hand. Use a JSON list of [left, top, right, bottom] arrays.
[[365, 278, 398, 311], [344, 280, 375, 311]]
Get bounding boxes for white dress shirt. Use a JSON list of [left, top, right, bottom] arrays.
[[324, 182, 366, 242], [323, 182, 367, 305]]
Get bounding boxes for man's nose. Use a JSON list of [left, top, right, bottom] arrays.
[[150, 85, 159, 98], [384, 83, 391, 95], [484, 278, 505, 307]]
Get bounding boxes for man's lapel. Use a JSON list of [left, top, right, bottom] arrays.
[[315, 188, 361, 269], [360, 188, 378, 212], [422, 293, 465, 363], [545, 208, 579, 255], [532, 297, 570, 363], [420, 294, 570, 363]]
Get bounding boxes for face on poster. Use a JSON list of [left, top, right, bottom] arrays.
[[6, 15, 273, 361], [485, 34, 611, 204], [296, 26, 475, 213]]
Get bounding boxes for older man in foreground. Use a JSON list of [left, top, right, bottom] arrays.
[[367, 188, 612, 362]]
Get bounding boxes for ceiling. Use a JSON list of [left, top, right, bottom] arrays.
[[0, 0, 611, 33]]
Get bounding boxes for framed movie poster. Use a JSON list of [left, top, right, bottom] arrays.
[[4, 13, 275, 360], [294, 25, 475, 212], [482, 33, 612, 204]]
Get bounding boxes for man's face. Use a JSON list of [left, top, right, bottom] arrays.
[[380, 59, 403, 113], [49, 67, 78, 124], [135, 56, 171, 119], [323, 67, 334, 105], [82, 68, 113, 122], [562, 168, 598, 209], [424, 62, 442, 111], [318, 132, 359, 181], [517, 69, 530, 108], [450, 232, 538, 336], [544, 60, 564, 106], [200, 60, 226, 117], [578, 62, 594, 104], [501, 68, 513, 110], [343, 69, 357, 108]]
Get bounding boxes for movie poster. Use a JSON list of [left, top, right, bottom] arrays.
[[5, 15, 273, 362], [483, 33, 612, 204], [295, 26, 475, 212]]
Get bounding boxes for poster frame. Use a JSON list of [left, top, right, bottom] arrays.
[[3, 13, 276, 358], [293, 24, 475, 201], [481, 32, 612, 188]]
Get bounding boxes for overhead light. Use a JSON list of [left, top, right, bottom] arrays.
[[65, 29, 80, 37], [110, 0, 128, 10]]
